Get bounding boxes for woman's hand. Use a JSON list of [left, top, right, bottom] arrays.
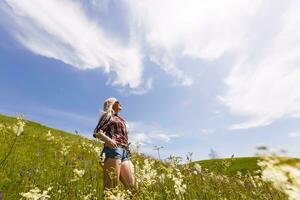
[[93, 130, 117, 149], [93, 132, 101, 139], [106, 138, 118, 149]]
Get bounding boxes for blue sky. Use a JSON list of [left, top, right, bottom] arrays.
[[1, 0, 300, 163]]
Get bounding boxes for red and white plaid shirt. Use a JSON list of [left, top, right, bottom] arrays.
[[93, 113, 128, 146]]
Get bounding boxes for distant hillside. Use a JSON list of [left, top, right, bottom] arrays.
[[195, 157, 260, 175], [195, 156, 300, 176]]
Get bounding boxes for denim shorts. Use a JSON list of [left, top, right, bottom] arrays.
[[101, 146, 130, 162]]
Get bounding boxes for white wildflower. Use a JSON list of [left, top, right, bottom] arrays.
[[172, 168, 187, 196], [46, 130, 51, 137], [259, 156, 300, 200], [19, 186, 51, 200], [71, 168, 85, 182], [194, 163, 202, 174], [88, 143, 94, 149], [135, 159, 158, 187], [159, 173, 166, 183], [236, 171, 242, 178], [94, 146, 101, 155], [81, 141, 87, 150], [13, 116, 26, 136], [46, 130, 55, 141], [74, 169, 85, 177], [104, 186, 131, 200], [60, 144, 70, 156], [237, 179, 245, 186], [83, 193, 93, 200], [47, 186, 53, 191], [165, 166, 186, 198]]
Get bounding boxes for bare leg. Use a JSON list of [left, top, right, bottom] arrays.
[[119, 160, 135, 190], [103, 158, 121, 190]]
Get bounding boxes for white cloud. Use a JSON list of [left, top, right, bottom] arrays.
[[127, 0, 300, 128], [288, 132, 300, 138], [155, 133, 180, 143], [2, 0, 144, 89], [219, 1, 300, 129], [117, 77, 153, 96], [200, 129, 215, 135], [128, 132, 152, 146], [127, 0, 262, 86], [127, 121, 180, 146], [3, 0, 300, 127], [149, 55, 193, 86]]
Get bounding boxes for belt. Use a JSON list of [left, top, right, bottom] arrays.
[[117, 142, 130, 148], [117, 142, 125, 147], [117, 142, 132, 156]]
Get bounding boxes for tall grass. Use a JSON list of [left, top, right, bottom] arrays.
[[0, 114, 298, 199]]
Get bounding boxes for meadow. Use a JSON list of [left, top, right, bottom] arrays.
[[0, 114, 299, 200]]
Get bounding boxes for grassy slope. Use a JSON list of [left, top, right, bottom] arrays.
[[0, 114, 263, 173], [0, 114, 105, 199], [0, 114, 298, 199]]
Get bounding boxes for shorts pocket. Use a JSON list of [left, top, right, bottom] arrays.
[[104, 147, 122, 159]]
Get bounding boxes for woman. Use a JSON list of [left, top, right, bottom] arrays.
[[93, 97, 135, 192]]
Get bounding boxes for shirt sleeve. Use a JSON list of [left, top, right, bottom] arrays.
[[93, 113, 112, 134]]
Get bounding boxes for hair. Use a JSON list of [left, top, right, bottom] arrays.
[[100, 97, 118, 119]]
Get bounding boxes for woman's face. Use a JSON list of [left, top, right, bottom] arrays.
[[112, 100, 122, 113]]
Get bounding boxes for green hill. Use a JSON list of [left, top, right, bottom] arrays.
[[195, 157, 260, 176], [0, 114, 291, 200], [194, 156, 300, 176]]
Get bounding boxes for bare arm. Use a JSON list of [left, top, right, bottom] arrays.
[[93, 130, 111, 143], [93, 113, 111, 142], [94, 130, 117, 149], [93, 114, 117, 148]]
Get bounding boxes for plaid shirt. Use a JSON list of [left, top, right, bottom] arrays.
[[93, 113, 128, 146]]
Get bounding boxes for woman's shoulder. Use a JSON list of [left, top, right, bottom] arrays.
[[99, 112, 112, 122]]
